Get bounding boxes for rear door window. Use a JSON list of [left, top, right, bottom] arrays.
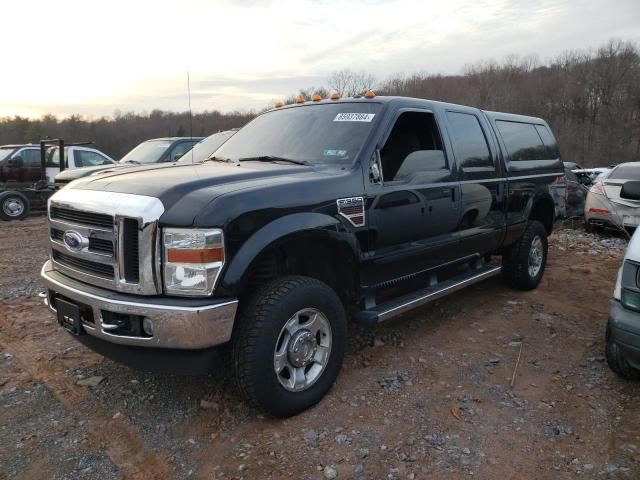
[[495, 121, 549, 161], [446, 112, 493, 169], [534, 125, 559, 158]]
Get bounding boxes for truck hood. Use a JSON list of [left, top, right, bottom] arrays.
[[68, 161, 341, 224], [55, 163, 132, 182]]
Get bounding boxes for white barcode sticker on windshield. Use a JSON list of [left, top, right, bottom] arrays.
[[333, 113, 375, 122]]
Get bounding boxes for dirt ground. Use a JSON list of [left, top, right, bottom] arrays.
[[1, 216, 639, 480]]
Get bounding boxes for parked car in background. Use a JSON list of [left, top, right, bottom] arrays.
[[574, 168, 611, 186], [177, 130, 237, 164], [54, 136, 203, 187], [0, 143, 114, 220], [46, 146, 114, 174], [564, 167, 589, 218], [1, 144, 113, 187], [585, 162, 640, 233], [0, 144, 43, 186], [608, 224, 640, 379]]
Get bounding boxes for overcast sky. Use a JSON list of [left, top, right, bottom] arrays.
[[1, 0, 639, 118]]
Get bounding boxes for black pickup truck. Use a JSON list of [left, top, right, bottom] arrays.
[[41, 95, 563, 417]]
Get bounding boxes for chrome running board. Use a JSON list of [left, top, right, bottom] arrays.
[[354, 265, 502, 325]]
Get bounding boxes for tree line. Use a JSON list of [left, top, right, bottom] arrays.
[[1, 39, 638, 166], [0, 110, 256, 160]]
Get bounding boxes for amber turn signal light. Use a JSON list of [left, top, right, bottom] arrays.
[[166, 247, 224, 263]]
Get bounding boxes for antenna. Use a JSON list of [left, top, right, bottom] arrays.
[[187, 71, 194, 163]]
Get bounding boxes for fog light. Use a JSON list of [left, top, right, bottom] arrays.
[[142, 317, 154, 336]]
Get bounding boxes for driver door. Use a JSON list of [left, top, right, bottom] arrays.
[[361, 109, 461, 287]]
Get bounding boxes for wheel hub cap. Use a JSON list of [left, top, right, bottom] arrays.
[[3, 199, 24, 216], [288, 330, 317, 367], [273, 308, 332, 392], [528, 236, 543, 278]]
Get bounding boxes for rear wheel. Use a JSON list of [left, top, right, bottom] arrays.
[[0, 191, 30, 221], [503, 220, 548, 290], [232, 275, 347, 417]]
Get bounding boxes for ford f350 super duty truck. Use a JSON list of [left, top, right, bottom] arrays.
[[41, 93, 563, 417]]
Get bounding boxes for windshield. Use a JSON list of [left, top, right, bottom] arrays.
[[0, 147, 16, 162], [119, 140, 173, 164], [608, 164, 640, 181], [213, 102, 381, 165], [178, 131, 236, 163]]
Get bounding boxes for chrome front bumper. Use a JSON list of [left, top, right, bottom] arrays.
[[41, 260, 238, 349]]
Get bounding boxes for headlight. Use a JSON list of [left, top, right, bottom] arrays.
[[163, 228, 224, 296]]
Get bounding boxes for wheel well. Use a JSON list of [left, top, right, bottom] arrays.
[[240, 234, 358, 307], [529, 197, 554, 234]]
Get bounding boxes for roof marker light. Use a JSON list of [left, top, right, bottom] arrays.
[[312, 93, 322, 102], [296, 95, 305, 104], [275, 101, 284, 108], [364, 89, 376, 98], [329, 90, 341, 100]]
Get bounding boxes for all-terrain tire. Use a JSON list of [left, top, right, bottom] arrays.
[[232, 275, 347, 417], [0, 191, 30, 221], [502, 220, 548, 290], [605, 324, 640, 380]]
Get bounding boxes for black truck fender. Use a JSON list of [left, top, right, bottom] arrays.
[[217, 212, 361, 302]]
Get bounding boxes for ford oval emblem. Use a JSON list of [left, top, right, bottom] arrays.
[[62, 230, 87, 252]]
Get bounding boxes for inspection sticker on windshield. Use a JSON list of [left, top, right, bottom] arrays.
[[333, 113, 375, 122], [323, 149, 348, 157]]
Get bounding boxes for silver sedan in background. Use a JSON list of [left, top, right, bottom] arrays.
[[585, 162, 640, 233]]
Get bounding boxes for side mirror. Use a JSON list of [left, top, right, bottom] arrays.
[[620, 181, 640, 201], [8, 156, 23, 167], [369, 150, 382, 184]]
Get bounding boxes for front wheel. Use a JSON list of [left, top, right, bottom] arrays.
[[0, 191, 30, 221], [502, 220, 548, 290], [232, 275, 347, 417]]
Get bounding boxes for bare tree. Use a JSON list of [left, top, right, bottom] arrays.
[[328, 69, 377, 97]]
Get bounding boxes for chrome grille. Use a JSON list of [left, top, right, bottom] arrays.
[[50, 206, 113, 230], [53, 251, 115, 278], [48, 189, 164, 295]]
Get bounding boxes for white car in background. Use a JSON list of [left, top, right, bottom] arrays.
[[584, 163, 640, 233], [608, 227, 640, 379]]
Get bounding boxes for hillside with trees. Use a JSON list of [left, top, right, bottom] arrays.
[[1, 39, 638, 166]]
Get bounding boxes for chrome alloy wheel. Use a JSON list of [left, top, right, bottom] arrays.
[[273, 308, 332, 392], [528, 235, 543, 278], [2, 197, 24, 217]]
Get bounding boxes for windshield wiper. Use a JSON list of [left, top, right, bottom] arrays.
[[238, 155, 309, 166], [203, 156, 232, 163], [122, 159, 142, 165]]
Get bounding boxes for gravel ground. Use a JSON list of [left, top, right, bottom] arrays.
[[1, 217, 639, 479]]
